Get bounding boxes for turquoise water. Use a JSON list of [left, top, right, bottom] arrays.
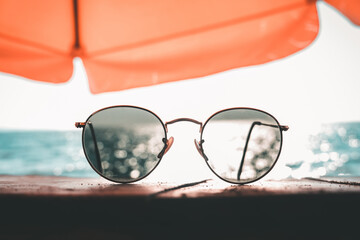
[[287, 122, 360, 177], [0, 122, 359, 178], [0, 130, 97, 177]]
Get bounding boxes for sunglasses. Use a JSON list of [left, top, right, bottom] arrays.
[[75, 106, 288, 184]]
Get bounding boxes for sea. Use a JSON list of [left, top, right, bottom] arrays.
[[0, 122, 360, 179]]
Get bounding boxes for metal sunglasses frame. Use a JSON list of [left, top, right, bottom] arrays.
[[75, 105, 289, 184]]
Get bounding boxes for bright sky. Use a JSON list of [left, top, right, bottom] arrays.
[[0, 2, 359, 180]]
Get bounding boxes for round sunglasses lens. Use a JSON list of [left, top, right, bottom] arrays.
[[201, 109, 282, 184], [83, 107, 166, 183]]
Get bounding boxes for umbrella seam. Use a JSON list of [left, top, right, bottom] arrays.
[[0, 32, 70, 57]]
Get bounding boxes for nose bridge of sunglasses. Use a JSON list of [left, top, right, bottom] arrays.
[[164, 118, 203, 133]]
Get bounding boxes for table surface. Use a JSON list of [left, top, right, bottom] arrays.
[[1, 175, 360, 197], [1, 175, 360, 239]]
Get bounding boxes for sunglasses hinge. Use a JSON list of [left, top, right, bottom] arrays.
[[281, 125, 289, 131], [75, 122, 86, 128]]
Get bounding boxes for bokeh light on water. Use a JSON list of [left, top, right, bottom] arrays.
[[201, 108, 282, 183], [83, 126, 165, 182], [82, 106, 166, 182], [0, 122, 359, 181], [287, 122, 360, 178]]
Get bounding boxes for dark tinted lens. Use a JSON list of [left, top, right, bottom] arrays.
[[201, 109, 282, 184], [83, 107, 166, 183]]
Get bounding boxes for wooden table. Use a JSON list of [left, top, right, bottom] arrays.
[[1, 175, 360, 239]]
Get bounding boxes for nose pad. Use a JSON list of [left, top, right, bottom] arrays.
[[157, 137, 174, 158], [163, 137, 174, 155], [194, 139, 208, 161]]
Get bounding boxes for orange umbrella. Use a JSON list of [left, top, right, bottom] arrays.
[[0, 0, 359, 94]]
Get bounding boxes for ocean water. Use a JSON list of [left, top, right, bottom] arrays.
[[288, 122, 360, 177], [0, 122, 359, 179], [0, 130, 97, 177]]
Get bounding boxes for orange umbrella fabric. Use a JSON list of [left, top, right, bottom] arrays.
[[0, 0, 359, 93]]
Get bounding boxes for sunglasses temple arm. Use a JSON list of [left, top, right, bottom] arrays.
[[237, 122, 289, 180], [87, 122, 103, 174]]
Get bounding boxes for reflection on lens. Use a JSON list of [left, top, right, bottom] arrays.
[[83, 107, 166, 183], [201, 109, 282, 184]]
